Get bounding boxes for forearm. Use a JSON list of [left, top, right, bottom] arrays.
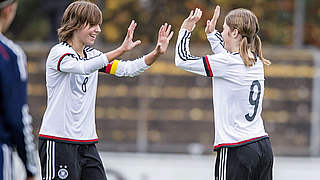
[[175, 29, 200, 64], [104, 46, 126, 63], [175, 29, 207, 76], [144, 49, 161, 66], [206, 30, 226, 54]]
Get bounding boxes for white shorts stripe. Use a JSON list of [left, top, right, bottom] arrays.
[[2, 144, 12, 180], [223, 148, 228, 180], [46, 141, 49, 180], [52, 141, 55, 178], [46, 140, 56, 180], [217, 148, 228, 180]]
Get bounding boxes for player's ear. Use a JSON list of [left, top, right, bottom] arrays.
[[2, 3, 14, 17], [232, 29, 239, 38]]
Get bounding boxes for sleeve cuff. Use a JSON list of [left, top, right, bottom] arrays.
[[140, 56, 150, 69], [102, 53, 110, 65], [206, 30, 218, 37], [179, 28, 191, 33]]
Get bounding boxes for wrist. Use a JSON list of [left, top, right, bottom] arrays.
[[118, 46, 126, 54]]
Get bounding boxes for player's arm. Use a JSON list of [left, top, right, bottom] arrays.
[[175, 8, 227, 77], [205, 5, 226, 54], [175, 8, 208, 76], [99, 23, 173, 77], [56, 52, 109, 75], [0, 53, 37, 178]]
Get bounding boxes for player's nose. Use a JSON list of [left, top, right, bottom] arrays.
[[95, 25, 101, 33]]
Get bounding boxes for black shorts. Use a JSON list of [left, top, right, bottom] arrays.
[[215, 138, 273, 180], [38, 139, 107, 180]]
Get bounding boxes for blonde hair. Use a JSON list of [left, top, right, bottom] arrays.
[[58, 0, 102, 42], [225, 8, 270, 66]]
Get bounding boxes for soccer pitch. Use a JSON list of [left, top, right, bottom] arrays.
[[14, 151, 320, 180]]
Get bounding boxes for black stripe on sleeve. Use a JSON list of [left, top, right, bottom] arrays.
[[202, 56, 212, 77], [57, 53, 74, 72], [178, 30, 201, 61]]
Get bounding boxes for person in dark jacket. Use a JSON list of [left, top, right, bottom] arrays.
[[0, 0, 38, 179]]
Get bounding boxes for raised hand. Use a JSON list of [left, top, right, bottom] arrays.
[[205, 5, 220, 34], [120, 20, 141, 52], [144, 23, 174, 66], [181, 8, 202, 32], [155, 23, 174, 55]]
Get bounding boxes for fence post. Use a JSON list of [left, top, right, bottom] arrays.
[[310, 49, 320, 156]]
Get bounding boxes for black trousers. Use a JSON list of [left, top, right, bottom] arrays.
[[215, 138, 273, 180], [38, 139, 107, 180]]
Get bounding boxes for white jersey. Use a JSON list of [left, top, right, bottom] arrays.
[[39, 42, 149, 143], [175, 29, 268, 150]]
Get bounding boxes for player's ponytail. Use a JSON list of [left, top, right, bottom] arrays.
[[239, 35, 255, 66], [254, 34, 271, 65]]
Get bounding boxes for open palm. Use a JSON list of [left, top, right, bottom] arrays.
[[120, 20, 141, 52], [181, 8, 202, 32], [155, 23, 174, 54], [205, 5, 220, 34]]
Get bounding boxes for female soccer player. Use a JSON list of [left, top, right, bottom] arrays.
[[38, 1, 173, 179], [175, 7, 273, 180]]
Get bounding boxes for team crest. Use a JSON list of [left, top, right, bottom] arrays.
[[58, 168, 68, 179]]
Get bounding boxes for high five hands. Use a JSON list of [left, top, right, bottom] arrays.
[[181, 6, 221, 34]]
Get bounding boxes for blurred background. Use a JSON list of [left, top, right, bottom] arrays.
[[8, 0, 320, 179]]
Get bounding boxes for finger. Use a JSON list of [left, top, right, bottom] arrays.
[[165, 24, 171, 36], [128, 20, 135, 32], [127, 21, 135, 37], [194, 8, 202, 19], [158, 25, 163, 37], [129, 20, 134, 28], [199, 9, 203, 19], [194, 8, 199, 17], [168, 31, 174, 41], [164, 23, 168, 34], [129, 22, 138, 39], [212, 5, 220, 22], [133, 40, 141, 47], [187, 10, 194, 19], [160, 24, 164, 37]]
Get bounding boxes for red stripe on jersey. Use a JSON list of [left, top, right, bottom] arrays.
[[213, 135, 268, 149], [39, 134, 98, 143], [57, 53, 72, 72], [105, 62, 112, 73], [0, 45, 10, 60], [205, 56, 213, 77]]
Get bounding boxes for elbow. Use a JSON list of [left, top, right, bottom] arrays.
[[175, 57, 184, 68]]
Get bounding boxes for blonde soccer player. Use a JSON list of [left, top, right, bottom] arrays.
[[175, 6, 273, 180], [38, 1, 173, 179]]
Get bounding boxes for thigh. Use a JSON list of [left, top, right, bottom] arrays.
[[256, 139, 273, 180], [39, 139, 81, 180], [80, 144, 107, 180], [215, 145, 261, 180], [0, 144, 13, 180]]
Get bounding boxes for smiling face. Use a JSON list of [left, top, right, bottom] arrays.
[[58, 1, 102, 43], [75, 23, 101, 46]]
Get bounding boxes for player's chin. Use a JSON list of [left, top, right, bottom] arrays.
[[86, 39, 96, 45]]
